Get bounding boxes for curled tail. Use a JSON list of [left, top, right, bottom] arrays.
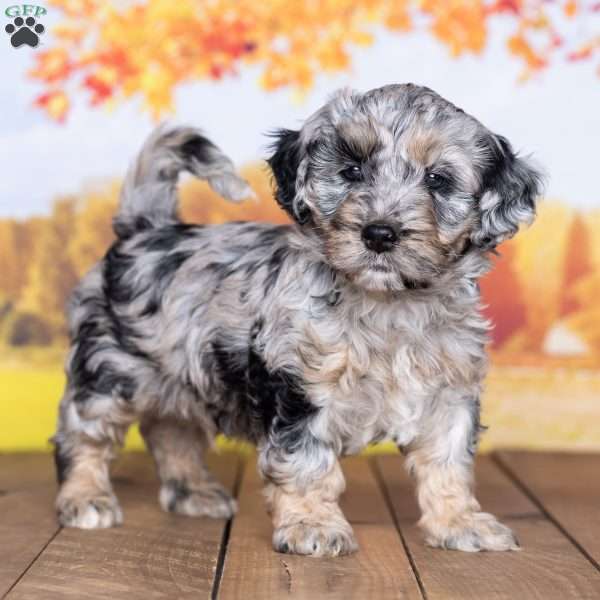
[[114, 125, 254, 239]]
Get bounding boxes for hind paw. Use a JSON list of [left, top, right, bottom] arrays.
[[159, 479, 237, 519]]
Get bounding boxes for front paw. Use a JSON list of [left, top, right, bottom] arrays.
[[57, 492, 123, 529], [422, 512, 519, 552], [273, 520, 358, 557]]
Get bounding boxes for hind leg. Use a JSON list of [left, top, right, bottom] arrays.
[[140, 417, 237, 518], [54, 390, 131, 529]]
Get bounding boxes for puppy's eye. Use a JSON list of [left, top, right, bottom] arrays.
[[425, 172, 449, 191], [340, 165, 363, 182]]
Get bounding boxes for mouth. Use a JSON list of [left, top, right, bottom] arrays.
[[344, 248, 433, 293], [365, 252, 394, 273], [359, 262, 430, 292]]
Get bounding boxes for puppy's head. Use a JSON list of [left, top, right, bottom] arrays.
[[268, 84, 544, 293]]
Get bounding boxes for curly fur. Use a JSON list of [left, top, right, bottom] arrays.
[[53, 84, 543, 555]]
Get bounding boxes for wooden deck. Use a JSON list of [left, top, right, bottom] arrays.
[[1, 451, 599, 599]]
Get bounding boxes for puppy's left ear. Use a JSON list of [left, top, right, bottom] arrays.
[[473, 135, 544, 249], [267, 129, 311, 225]]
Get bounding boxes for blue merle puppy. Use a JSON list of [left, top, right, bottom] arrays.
[[53, 84, 543, 556]]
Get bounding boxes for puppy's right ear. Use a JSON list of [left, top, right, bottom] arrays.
[[267, 129, 311, 225]]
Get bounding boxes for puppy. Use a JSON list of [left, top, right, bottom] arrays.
[[53, 84, 543, 556]]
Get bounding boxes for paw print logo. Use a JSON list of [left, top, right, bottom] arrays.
[[5, 16, 45, 48]]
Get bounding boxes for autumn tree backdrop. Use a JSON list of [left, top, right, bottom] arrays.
[[1, 0, 599, 450]]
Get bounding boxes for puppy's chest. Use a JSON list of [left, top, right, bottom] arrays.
[[303, 304, 479, 385], [298, 298, 486, 448]]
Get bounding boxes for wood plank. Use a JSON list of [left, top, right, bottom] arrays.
[[218, 456, 423, 599], [375, 454, 600, 600], [401, 518, 600, 600], [7, 452, 240, 600], [0, 486, 59, 598], [496, 451, 600, 568], [0, 453, 56, 494]]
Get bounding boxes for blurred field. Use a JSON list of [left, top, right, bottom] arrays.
[[481, 365, 600, 452], [3, 358, 599, 452], [0, 345, 145, 450], [2, 367, 65, 451]]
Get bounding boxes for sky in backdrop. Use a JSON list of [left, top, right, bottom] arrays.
[[1, 10, 599, 218]]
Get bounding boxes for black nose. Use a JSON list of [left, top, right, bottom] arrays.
[[361, 223, 397, 253]]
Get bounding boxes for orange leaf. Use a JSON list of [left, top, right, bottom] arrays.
[[564, 0, 577, 18], [29, 49, 72, 84], [34, 90, 70, 122]]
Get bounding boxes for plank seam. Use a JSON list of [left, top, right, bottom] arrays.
[[393, 511, 544, 525], [211, 453, 247, 600], [2, 525, 62, 599], [492, 453, 600, 573], [369, 457, 428, 600], [501, 512, 547, 522]]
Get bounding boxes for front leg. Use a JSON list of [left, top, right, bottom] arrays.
[[259, 439, 357, 557], [405, 394, 519, 552]]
